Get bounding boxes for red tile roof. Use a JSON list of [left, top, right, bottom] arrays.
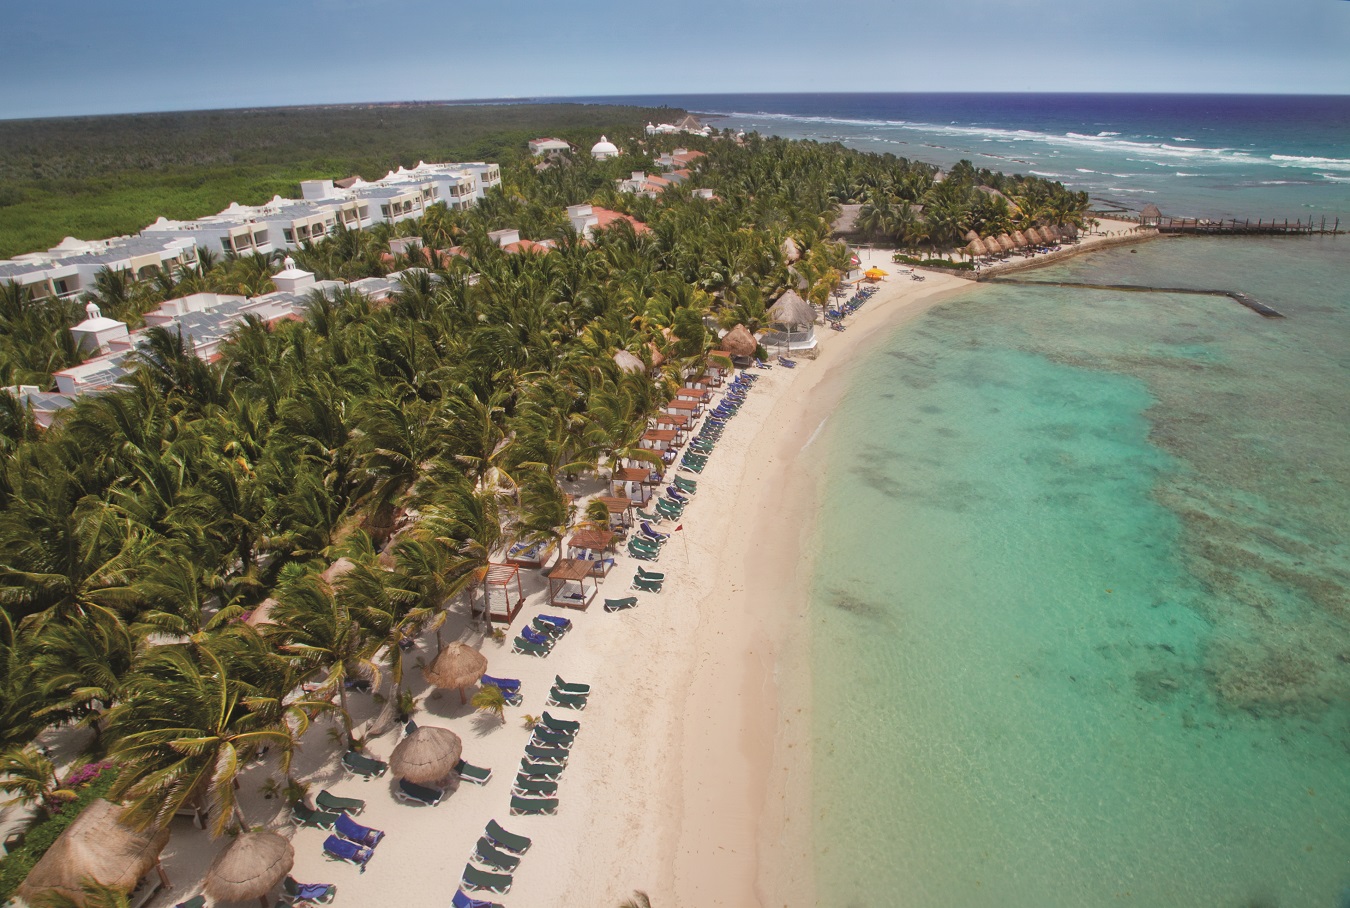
[[590, 207, 650, 235]]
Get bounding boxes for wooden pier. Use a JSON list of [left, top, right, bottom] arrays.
[[1150, 216, 1340, 236], [985, 278, 1285, 318]]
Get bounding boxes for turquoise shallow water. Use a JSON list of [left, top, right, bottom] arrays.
[[810, 236, 1350, 907]]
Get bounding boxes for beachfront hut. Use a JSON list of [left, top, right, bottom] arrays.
[[1062, 223, 1080, 241], [1024, 227, 1044, 245], [16, 800, 172, 908], [425, 641, 488, 703], [479, 562, 524, 623], [1041, 225, 1060, 242], [1140, 203, 1162, 226], [548, 558, 598, 609], [965, 229, 981, 243], [1012, 230, 1029, 248], [204, 831, 294, 908], [720, 324, 758, 360], [966, 237, 989, 259], [567, 527, 617, 576], [391, 726, 463, 784]]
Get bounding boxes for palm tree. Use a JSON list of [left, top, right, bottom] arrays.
[[619, 893, 653, 908], [470, 683, 507, 725], [105, 639, 299, 835], [0, 744, 75, 819]]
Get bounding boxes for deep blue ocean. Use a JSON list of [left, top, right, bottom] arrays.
[[565, 93, 1350, 221]]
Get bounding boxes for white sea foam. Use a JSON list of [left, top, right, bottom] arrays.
[[1173, 137, 1196, 142], [1271, 154, 1350, 172], [1175, 172, 1200, 177], [1029, 171, 1064, 178], [1318, 173, 1350, 183]]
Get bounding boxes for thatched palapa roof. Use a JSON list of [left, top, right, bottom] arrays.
[[966, 238, 989, 257], [768, 290, 815, 329], [965, 229, 981, 242], [204, 831, 293, 905], [390, 725, 463, 784], [1012, 230, 1028, 247], [1140, 203, 1162, 219], [424, 642, 487, 691], [781, 236, 801, 263], [831, 204, 862, 236], [614, 349, 644, 374], [1024, 227, 1043, 245], [997, 234, 1016, 253], [17, 800, 170, 907], [719, 324, 757, 358]]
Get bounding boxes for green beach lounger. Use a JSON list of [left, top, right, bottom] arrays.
[[462, 863, 512, 894], [541, 711, 581, 734], [636, 566, 665, 581], [604, 596, 638, 612], [485, 819, 532, 854], [524, 742, 568, 764], [175, 897, 206, 908], [474, 837, 521, 873], [546, 689, 588, 710], [632, 575, 663, 593], [519, 760, 564, 779], [316, 790, 365, 815], [511, 776, 558, 798], [341, 751, 387, 779], [673, 476, 697, 493], [455, 758, 492, 785], [512, 638, 551, 657], [554, 676, 591, 695], [291, 802, 341, 829], [531, 727, 573, 748], [510, 795, 559, 816]]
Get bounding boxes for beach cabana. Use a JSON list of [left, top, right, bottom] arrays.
[[1062, 223, 1080, 241], [863, 267, 888, 282], [966, 237, 989, 259], [1012, 230, 1028, 248], [965, 229, 981, 243], [997, 234, 1015, 253], [594, 495, 635, 530], [548, 558, 598, 609], [1024, 226, 1044, 245], [567, 527, 617, 576], [204, 831, 294, 908], [1140, 203, 1162, 226], [391, 725, 463, 785], [479, 562, 524, 623], [506, 536, 555, 568], [1040, 225, 1060, 243], [424, 641, 488, 703], [664, 397, 702, 419], [16, 800, 172, 908], [611, 466, 656, 505], [982, 236, 1002, 257]]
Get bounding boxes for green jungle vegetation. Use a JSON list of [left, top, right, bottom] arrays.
[[0, 124, 1088, 900], [0, 102, 685, 258]]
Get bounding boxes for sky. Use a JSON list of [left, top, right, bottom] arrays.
[[1, 0, 1348, 119]]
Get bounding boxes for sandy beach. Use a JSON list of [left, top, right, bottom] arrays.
[[133, 255, 973, 908]]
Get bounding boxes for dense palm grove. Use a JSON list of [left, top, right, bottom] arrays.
[[0, 132, 1088, 868]]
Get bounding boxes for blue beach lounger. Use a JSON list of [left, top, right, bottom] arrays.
[[453, 889, 504, 908], [322, 835, 373, 871], [334, 812, 385, 847]]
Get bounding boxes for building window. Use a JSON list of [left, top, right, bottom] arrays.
[[220, 237, 234, 252], [254, 230, 268, 244], [381, 205, 391, 218], [358, 206, 369, 219], [283, 228, 294, 242]]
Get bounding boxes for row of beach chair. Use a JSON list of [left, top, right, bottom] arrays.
[[512, 613, 572, 657], [456, 818, 533, 903]]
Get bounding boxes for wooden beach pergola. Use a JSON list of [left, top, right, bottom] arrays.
[[567, 527, 617, 576], [594, 495, 636, 531], [480, 562, 524, 623], [548, 558, 599, 609]]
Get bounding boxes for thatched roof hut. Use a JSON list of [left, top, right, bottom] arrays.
[[17, 800, 171, 907], [1040, 225, 1060, 241], [390, 726, 463, 785], [719, 324, 758, 358], [1024, 226, 1043, 245], [831, 204, 862, 237], [997, 234, 1016, 253], [614, 349, 645, 374], [965, 238, 986, 258], [768, 290, 815, 329], [204, 831, 294, 907], [424, 642, 487, 703], [1012, 230, 1028, 247], [1140, 203, 1162, 225], [647, 343, 666, 369], [1062, 223, 1080, 240], [781, 236, 801, 263], [965, 229, 981, 242]]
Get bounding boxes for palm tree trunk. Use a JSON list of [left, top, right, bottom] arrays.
[[337, 686, 356, 747]]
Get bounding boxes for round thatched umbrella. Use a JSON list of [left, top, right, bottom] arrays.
[[965, 229, 981, 243], [720, 324, 758, 359], [1140, 202, 1161, 223], [982, 236, 1001, 256], [966, 237, 988, 258], [1041, 225, 1060, 242], [204, 831, 294, 908], [997, 234, 1016, 253], [781, 236, 801, 263], [1024, 226, 1044, 245], [1012, 230, 1028, 248], [1062, 223, 1080, 241], [17, 800, 171, 908], [613, 349, 644, 374], [390, 725, 463, 784], [424, 641, 487, 703], [321, 557, 355, 585]]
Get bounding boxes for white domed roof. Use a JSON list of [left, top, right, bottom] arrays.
[[591, 135, 619, 157]]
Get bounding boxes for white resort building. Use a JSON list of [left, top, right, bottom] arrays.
[[590, 136, 619, 160], [528, 137, 573, 156], [0, 235, 200, 302]]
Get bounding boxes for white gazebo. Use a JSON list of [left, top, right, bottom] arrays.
[[761, 290, 818, 354], [591, 136, 619, 160]]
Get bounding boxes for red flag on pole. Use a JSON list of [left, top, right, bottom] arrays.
[[675, 524, 683, 531]]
